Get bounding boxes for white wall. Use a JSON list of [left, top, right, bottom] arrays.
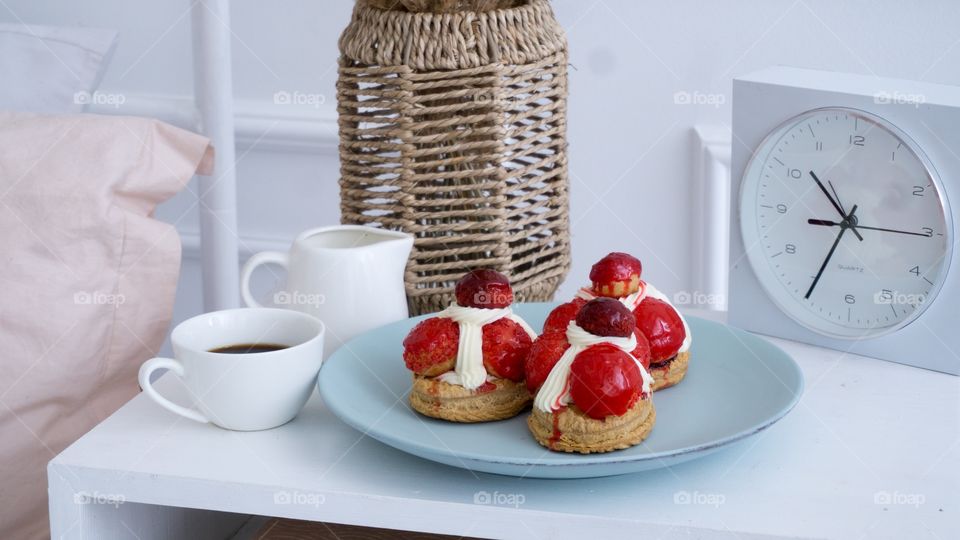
[[4, 0, 959, 344]]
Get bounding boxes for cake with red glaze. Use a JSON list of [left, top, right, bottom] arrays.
[[526, 298, 656, 453], [402, 269, 537, 422], [543, 252, 692, 391]]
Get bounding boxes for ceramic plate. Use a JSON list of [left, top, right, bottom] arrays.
[[318, 303, 803, 479]]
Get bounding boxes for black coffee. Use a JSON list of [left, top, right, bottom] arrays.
[[209, 343, 289, 354]]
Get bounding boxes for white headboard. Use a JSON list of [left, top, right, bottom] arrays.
[[190, 0, 239, 311]]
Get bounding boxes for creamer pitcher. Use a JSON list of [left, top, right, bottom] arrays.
[[241, 225, 413, 358]]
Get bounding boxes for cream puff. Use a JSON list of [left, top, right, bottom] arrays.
[[526, 298, 655, 453], [634, 291, 691, 391], [542, 252, 692, 390], [402, 269, 536, 422]]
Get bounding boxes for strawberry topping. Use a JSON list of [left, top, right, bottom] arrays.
[[455, 269, 513, 309], [634, 297, 686, 362], [481, 318, 533, 381], [402, 317, 459, 376], [542, 297, 587, 335], [589, 252, 642, 297], [569, 343, 643, 419], [575, 297, 635, 338], [524, 332, 570, 392], [630, 329, 652, 370]]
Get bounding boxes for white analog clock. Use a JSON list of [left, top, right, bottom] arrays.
[[729, 67, 960, 374], [739, 107, 952, 338]]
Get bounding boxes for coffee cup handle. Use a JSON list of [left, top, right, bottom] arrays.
[[138, 358, 210, 424], [240, 251, 289, 308]]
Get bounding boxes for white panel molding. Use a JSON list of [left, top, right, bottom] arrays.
[[692, 125, 732, 311], [87, 93, 339, 153]]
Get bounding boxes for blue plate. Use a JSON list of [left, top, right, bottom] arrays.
[[318, 303, 803, 478]]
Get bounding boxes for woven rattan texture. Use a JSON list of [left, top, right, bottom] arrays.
[[337, 0, 570, 314]]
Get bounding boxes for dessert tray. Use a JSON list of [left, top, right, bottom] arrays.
[[318, 303, 803, 479]]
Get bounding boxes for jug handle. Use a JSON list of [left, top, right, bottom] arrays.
[[240, 251, 288, 308]]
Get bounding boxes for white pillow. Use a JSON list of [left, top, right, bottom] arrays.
[[0, 23, 117, 113]]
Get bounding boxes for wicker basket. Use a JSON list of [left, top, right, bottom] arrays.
[[336, 0, 570, 315]]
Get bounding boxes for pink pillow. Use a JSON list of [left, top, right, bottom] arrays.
[[0, 112, 211, 539]]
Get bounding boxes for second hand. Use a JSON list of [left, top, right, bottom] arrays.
[[807, 219, 930, 237]]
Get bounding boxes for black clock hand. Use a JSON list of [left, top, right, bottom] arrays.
[[805, 205, 857, 300], [807, 219, 930, 237], [808, 171, 864, 241], [856, 225, 930, 237], [809, 171, 845, 216], [828, 179, 867, 241]]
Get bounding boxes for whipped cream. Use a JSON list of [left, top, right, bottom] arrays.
[[437, 372, 499, 386], [533, 321, 653, 413], [435, 304, 537, 390]]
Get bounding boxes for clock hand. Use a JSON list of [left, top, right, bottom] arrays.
[[808, 171, 844, 215], [827, 179, 864, 241], [856, 225, 930, 237], [808, 172, 863, 241], [805, 225, 847, 300], [805, 205, 857, 300], [808, 219, 838, 226], [827, 180, 849, 215], [807, 219, 930, 237]]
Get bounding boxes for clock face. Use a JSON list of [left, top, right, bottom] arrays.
[[740, 107, 952, 338]]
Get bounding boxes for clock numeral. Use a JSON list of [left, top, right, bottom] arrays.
[[878, 289, 894, 303], [909, 265, 921, 276], [844, 294, 856, 305], [787, 168, 802, 179], [849, 135, 865, 146], [815, 141, 823, 151], [913, 185, 925, 197], [785, 243, 797, 255], [922, 227, 934, 237], [776, 203, 787, 214]]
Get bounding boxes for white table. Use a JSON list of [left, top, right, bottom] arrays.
[[48, 313, 959, 540]]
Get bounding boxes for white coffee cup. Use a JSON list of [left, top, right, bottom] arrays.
[[138, 308, 324, 431]]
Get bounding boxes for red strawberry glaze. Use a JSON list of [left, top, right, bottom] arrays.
[[542, 297, 587, 335], [633, 297, 686, 362], [402, 317, 460, 376], [569, 343, 643, 420], [481, 318, 532, 382], [455, 268, 513, 308], [525, 332, 570, 392], [630, 329, 652, 370], [589, 252, 642, 297], [476, 381, 497, 394], [575, 298, 635, 338]]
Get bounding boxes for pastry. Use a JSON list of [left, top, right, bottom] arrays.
[[543, 252, 692, 390], [542, 252, 645, 335], [526, 298, 655, 453], [635, 295, 690, 391], [402, 269, 537, 422]]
